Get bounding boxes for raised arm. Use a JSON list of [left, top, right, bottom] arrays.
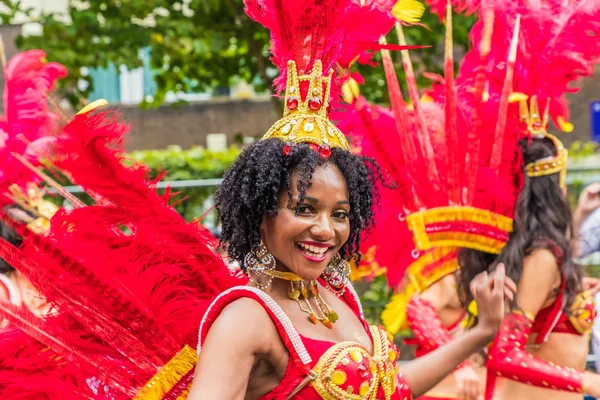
[[400, 264, 510, 398]]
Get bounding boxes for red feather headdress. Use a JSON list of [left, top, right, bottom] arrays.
[[0, 105, 244, 399], [243, 0, 422, 155], [349, 0, 599, 264]]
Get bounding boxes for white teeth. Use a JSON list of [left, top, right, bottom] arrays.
[[299, 243, 328, 255]]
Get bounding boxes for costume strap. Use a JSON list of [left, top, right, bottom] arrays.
[[341, 281, 364, 319], [405, 296, 470, 370], [484, 312, 583, 399], [197, 286, 312, 367]]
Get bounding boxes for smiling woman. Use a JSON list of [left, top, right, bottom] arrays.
[[189, 132, 512, 400], [185, 0, 517, 398], [215, 138, 379, 282]]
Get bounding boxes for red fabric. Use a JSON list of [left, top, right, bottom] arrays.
[[484, 312, 584, 399], [485, 239, 585, 397], [198, 288, 309, 399], [405, 296, 470, 370], [198, 286, 413, 399], [531, 302, 580, 338]]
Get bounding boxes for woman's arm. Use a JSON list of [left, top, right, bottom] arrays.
[[485, 249, 587, 393], [187, 298, 278, 400], [400, 264, 511, 398]]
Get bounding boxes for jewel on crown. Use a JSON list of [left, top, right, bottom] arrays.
[[261, 60, 350, 157]]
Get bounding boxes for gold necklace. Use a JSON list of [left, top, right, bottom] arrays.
[[264, 270, 339, 329]]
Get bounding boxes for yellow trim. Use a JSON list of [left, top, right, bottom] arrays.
[[133, 345, 197, 400], [406, 247, 459, 293], [311, 326, 397, 399], [568, 290, 596, 335], [382, 286, 416, 334], [426, 232, 506, 254], [350, 245, 387, 281], [525, 132, 568, 188], [406, 206, 512, 254]]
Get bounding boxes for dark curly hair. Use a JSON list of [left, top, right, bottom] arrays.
[[214, 138, 384, 267], [458, 136, 582, 313], [0, 221, 21, 274]]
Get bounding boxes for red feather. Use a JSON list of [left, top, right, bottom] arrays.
[[244, 0, 403, 94], [465, 0, 600, 130], [0, 109, 245, 397]]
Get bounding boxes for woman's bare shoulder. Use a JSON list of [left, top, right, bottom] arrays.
[[203, 296, 280, 353]]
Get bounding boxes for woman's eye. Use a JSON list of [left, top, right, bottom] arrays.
[[333, 211, 349, 219], [297, 205, 313, 214]]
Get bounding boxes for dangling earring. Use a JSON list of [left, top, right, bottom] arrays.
[[322, 253, 350, 295], [244, 241, 276, 290]]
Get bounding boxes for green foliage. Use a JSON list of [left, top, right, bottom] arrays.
[[0, 0, 31, 24], [14, 0, 271, 108], [128, 145, 241, 221], [569, 140, 598, 160], [352, 274, 393, 325], [7, 0, 472, 108]]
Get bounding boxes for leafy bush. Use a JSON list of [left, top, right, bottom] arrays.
[[128, 145, 241, 225]]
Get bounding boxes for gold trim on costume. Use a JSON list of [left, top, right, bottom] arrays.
[[568, 290, 596, 336], [382, 249, 459, 334], [311, 325, 397, 399], [515, 95, 568, 188], [133, 345, 198, 400], [406, 206, 512, 254]]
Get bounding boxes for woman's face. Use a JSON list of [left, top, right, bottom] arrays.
[[261, 163, 351, 281]]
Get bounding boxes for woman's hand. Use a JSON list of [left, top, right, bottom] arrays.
[[470, 264, 515, 339], [576, 183, 600, 217], [583, 371, 600, 397], [582, 277, 600, 295], [453, 365, 482, 400]]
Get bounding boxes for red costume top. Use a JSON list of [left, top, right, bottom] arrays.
[[199, 283, 412, 400], [484, 239, 595, 399]]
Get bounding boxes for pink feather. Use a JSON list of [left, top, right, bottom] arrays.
[[467, 0, 600, 130], [0, 50, 66, 205]]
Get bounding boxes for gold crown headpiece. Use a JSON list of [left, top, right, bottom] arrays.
[[262, 60, 350, 157], [518, 95, 568, 187]]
